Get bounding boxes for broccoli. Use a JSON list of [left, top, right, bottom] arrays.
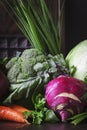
[[20, 49, 47, 78], [6, 48, 69, 83], [4, 48, 69, 107], [6, 48, 48, 83]]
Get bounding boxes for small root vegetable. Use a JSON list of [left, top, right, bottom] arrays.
[[10, 105, 30, 114], [0, 106, 30, 124]]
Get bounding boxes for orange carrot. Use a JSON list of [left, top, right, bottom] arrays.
[[0, 106, 30, 124], [10, 105, 30, 114]]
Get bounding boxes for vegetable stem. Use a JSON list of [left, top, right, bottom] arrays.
[[69, 112, 87, 125], [0, 0, 65, 55]]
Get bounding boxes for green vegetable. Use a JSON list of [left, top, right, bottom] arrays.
[[69, 112, 87, 125], [66, 40, 87, 82], [23, 94, 59, 124], [44, 109, 59, 123], [3, 48, 69, 108], [6, 57, 18, 69], [23, 94, 46, 124], [0, 0, 65, 55], [6, 48, 47, 83]]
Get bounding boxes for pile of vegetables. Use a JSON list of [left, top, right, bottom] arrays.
[[3, 48, 68, 108], [1, 0, 87, 126]]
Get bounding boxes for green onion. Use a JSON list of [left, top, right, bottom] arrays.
[[0, 0, 65, 55], [69, 112, 87, 125]]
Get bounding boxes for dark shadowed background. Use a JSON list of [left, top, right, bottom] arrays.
[[65, 0, 87, 55]]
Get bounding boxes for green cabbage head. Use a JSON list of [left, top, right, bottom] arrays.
[[66, 40, 87, 83]]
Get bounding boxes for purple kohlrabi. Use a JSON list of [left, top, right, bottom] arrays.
[[45, 75, 87, 122]]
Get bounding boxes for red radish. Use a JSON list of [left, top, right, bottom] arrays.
[[45, 75, 87, 122], [0, 106, 30, 124]]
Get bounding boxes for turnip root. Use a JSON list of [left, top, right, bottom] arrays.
[[45, 75, 87, 122]]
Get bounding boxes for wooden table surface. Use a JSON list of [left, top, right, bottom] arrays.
[[0, 121, 87, 130]]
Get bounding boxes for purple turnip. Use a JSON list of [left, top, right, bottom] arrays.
[[45, 75, 87, 122]]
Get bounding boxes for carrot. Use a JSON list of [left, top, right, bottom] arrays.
[[10, 105, 30, 114], [0, 106, 30, 124]]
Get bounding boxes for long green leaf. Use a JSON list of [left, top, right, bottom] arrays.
[[29, 0, 59, 55], [0, 0, 64, 55]]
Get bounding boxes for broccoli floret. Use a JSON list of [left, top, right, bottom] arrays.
[[36, 55, 47, 63], [19, 49, 47, 77], [20, 58, 36, 77], [6, 57, 18, 69], [21, 48, 43, 59], [7, 62, 21, 83]]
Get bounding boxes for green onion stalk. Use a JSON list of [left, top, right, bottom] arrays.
[[0, 0, 65, 55]]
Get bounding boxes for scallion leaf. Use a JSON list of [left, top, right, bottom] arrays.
[[0, 0, 65, 55]]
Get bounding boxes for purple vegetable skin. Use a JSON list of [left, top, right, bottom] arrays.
[[45, 75, 87, 122]]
